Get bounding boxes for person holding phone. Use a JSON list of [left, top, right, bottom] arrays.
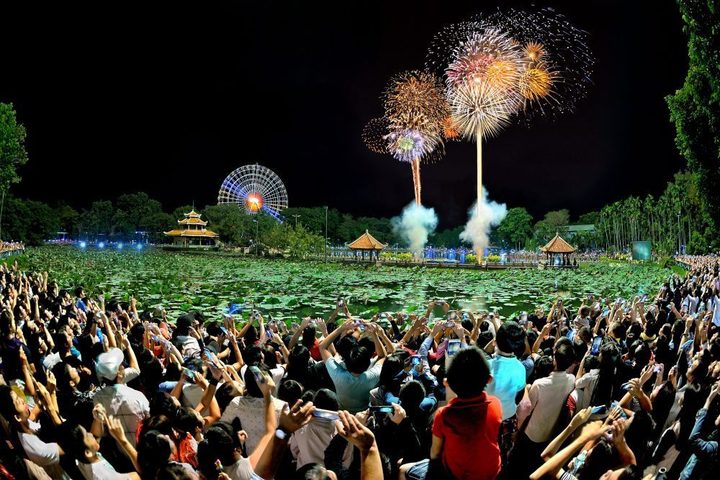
[[485, 321, 528, 466]]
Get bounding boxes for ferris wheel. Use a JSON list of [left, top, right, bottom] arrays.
[[217, 164, 289, 221]]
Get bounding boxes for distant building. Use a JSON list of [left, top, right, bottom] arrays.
[[164, 210, 219, 247], [565, 224, 596, 238]]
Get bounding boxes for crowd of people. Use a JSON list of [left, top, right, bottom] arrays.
[[0, 254, 719, 480]]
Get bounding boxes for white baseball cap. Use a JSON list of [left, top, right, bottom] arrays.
[[95, 348, 124, 382]]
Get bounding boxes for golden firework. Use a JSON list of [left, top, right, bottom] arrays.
[[519, 65, 553, 100], [485, 59, 520, 91], [524, 42, 545, 61], [384, 71, 449, 140]]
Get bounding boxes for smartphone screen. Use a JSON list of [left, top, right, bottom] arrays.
[[369, 405, 394, 414], [312, 408, 340, 421], [447, 339, 461, 356]]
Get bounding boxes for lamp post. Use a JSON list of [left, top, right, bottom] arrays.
[[324, 206, 328, 262], [677, 211, 681, 254], [253, 218, 259, 255], [292, 214, 300, 228]]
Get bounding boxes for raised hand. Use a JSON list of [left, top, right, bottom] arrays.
[[280, 400, 315, 434], [335, 410, 377, 452]]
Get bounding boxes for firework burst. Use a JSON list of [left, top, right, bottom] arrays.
[[448, 81, 517, 140], [385, 129, 428, 163], [486, 7, 594, 123], [384, 70, 448, 137], [362, 117, 390, 154]]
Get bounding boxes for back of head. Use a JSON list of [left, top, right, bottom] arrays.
[[137, 430, 172, 479], [295, 463, 332, 480], [399, 380, 426, 414], [378, 356, 404, 388], [554, 343, 575, 371], [312, 388, 339, 411], [202, 422, 237, 466], [57, 422, 90, 464], [302, 326, 317, 347], [278, 380, 303, 405], [345, 345, 371, 374], [446, 346, 490, 398], [496, 321, 526, 357]]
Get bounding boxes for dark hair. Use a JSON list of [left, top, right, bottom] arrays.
[[0, 386, 19, 428], [345, 345, 371, 374], [278, 379, 304, 405], [399, 380, 426, 415], [531, 355, 554, 382], [578, 440, 613, 479], [174, 407, 203, 436], [554, 343, 576, 371], [377, 355, 404, 391], [156, 462, 198, 480], [244, 346, 263, 366], [590, 342, 620, 407], [446, 347, 490, 398], [496, 321, 526, 357], [144, 415, 173, 436], [137, 430, 172, 479], [295, 463, 332, 480], [302, 326, 317, 348], [150, 392, 179, 419], [312, 389, 339, 411], [57, 423, 91, 463], [216, 382, 242, 413]]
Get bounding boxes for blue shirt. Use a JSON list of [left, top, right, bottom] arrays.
[[486, 354, 527, 420], [325, 357, 381, 413]]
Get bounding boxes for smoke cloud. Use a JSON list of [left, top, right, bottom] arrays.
[[391, 203, 438, 253], [460, 189, 507, 254]]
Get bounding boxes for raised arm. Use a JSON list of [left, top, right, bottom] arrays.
[[319, 320, 352, 362]]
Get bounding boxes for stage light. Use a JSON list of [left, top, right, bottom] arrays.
[[136, 244, 143, 251], [117, 243, 123, 250], [79, 241, 87, 249], [98, 242, 105, 249]]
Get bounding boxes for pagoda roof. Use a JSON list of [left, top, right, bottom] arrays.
[[348, 230, 386, 250], [164, 229, 219, 238], [184, 210, 202, 218], [178, 217, 208, 226], [541, 233, 576, 254]]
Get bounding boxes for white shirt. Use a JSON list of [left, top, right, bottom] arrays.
[[93, 384, 150, 446], [77, 453, 132, 480], [223, 456, 256, 480], [219, 395, 286, 455], [573, 369, 600, 411], [289, 419, 340, 469], [525, 371, 575, 443], [18, 432, 71, 480]]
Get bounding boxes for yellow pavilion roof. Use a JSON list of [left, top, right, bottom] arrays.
[[540, 233, 576, 254], [348, 230, 386, 250], [178, 217, 207, 226], [164, 229, 219, 238]]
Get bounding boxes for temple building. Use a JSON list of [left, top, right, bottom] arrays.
[[347, 230, 386, 261], [164, 210, 219, 247]]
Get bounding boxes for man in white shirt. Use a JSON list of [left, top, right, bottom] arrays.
[[505, 343, 576, 479], [93, 348, 150, 447]]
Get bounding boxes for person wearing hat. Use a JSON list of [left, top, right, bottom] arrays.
[[92, 347, 150, 447]]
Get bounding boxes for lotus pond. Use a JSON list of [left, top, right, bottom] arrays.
[[16, 246, 678, 322]]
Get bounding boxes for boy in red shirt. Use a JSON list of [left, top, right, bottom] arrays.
[[429, 346, 502, 479]]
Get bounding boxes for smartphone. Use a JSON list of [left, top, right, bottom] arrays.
[[249, 366, 265, 385], [219, 326, 229, 336], [591, 336, 602, 356], [447, 339, 461, 357], [620, 382, 632, 391], [653, 365, 662, 373], [337, 299, 345, 308], [182, 367, 195, 380], [312, 408, 340, 422], [611, 401, 628, 419], [590, 405, 607, 415], [369, 405, 394, 414], [444, 320, 455, 328], [410, 355, 421, 366], [379, 312, 387, 319]]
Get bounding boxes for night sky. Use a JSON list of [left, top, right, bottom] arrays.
[[1, 1, 687, 228]]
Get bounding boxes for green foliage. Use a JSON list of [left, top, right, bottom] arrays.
[[496, 208, 533, 250], [203, 204, 254, 245], [666, 0, 720, 248], [18, 246, 674, 322], [0, 103, 29, 192], [2, 197, 59, 245], [380, 251, 414, 263]]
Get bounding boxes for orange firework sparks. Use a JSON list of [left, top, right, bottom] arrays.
[[484, 59, 520, 91], [519, 65, 554, 101], [524, 42, 545, 61], [442, 116, 460, 139]]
